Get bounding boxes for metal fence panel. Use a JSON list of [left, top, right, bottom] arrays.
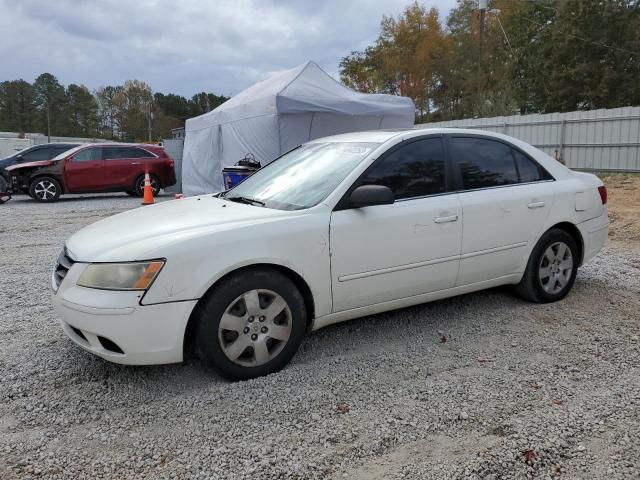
[[417, 106, 640, 172], [163, 139, 184, 193]]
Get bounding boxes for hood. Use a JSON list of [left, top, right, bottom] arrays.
[[5, 159, 56, 171], [65, 195, 298, 262]]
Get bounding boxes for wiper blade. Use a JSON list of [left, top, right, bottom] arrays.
[[226, 196, 265, 206]]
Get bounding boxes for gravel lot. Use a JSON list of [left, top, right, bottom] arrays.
[[1, 189, 639, 479]]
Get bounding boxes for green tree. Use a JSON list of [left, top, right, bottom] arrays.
[[0, 80, 38, 132], [112, 79, 154, 142], [189, 92, 228, 117], [65, 84, 99, 137], [33, 73, 67, 139], [96, 85, 123, 139]]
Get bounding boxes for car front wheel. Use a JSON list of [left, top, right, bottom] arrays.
[[516, 228, 579, 303], [29, 176, 61, 203], [193, 269, 307, 380]]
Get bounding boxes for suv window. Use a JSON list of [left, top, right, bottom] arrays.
[[450, 137, 518, 190], [514, 150, 551, 183], [21, 147, 51, 162], [72, 147, 102, 162], [103, 146, 155, 159], [360, 138, 446, 200]]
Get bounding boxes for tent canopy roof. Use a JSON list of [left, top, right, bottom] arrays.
[[185, 61, 414, 131]]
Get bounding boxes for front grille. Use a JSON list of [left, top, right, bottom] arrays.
[[54, 248, 75, 290]]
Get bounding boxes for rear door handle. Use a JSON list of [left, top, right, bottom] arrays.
[[434, 215, 459, 224], [527, 201, 546, 209]]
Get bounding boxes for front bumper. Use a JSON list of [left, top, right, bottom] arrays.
[[52, 261, 197, 365]]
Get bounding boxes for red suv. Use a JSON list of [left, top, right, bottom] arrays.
[[7, 143, 176, 202]]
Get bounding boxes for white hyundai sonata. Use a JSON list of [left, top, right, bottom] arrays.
[[52, 129, 608, 379]]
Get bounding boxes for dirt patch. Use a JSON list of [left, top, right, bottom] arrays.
[[603, 175, 640, 243]]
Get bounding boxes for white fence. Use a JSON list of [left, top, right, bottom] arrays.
[[417, 106, 640, 172]]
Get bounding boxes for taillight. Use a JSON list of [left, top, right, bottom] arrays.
[[598, 186, 607, 204], [167, 160, 174, 168]]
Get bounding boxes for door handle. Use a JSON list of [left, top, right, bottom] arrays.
[[131, 162, 141, 165], [434, 215, 459, 224], [527, 201, 546, 209]]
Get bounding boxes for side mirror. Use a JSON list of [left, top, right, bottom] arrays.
[[349, 185, 394, 208], [16, 154, 23, 161]]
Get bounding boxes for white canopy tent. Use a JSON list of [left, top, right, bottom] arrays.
[[181, 61, 415, 195]]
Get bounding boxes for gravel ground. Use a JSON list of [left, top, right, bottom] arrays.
[[1, 193, 639, 480]]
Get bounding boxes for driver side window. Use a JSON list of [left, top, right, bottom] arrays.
[[72, 147, 102, 162], [360, 137, 446, 200]]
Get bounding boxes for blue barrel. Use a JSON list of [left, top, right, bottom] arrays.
[[222, 166, 258, 190]]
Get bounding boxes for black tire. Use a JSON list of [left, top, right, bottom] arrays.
[[134, 174, 161, 197], [515, 228, 579, 303], [29, 176, 61, 203], [193, 268, 307, 380]]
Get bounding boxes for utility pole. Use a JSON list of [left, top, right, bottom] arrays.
[[479, 0, 487, 52], [46, 102, 51, 143], [477, 0, 488, 110], [148, 102, 153, 143]]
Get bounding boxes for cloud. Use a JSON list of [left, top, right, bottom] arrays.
[[0, 0, 456, 98]]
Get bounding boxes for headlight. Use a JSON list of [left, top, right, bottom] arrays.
[[77, 261, 165, 291]]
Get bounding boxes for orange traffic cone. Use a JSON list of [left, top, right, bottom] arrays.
[[141, 170, 155, 205]]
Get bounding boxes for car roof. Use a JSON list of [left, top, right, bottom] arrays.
[[76, 143, 161, 148], [307, 127, 524, 144], [24, 142, 80, 149]]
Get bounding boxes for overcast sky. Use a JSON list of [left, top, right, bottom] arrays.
[[0, 0, 457, 98]]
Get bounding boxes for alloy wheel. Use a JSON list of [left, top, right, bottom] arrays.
[[34, 180, 57, 200], [138, 176, 159, 195], [217, 289, 292, 367], [538, 241, 573, 294]]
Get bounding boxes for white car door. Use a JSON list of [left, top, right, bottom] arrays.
[[447, 135, 554, 286], [330, 136, 462, 312]]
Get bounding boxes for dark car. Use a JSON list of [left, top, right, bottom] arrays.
[[0, 143, 80, 170], [7, 143, 176, 202]]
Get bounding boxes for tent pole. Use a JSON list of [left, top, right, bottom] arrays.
[[309, 112, 315, 141], [277, 114, 282, 155]]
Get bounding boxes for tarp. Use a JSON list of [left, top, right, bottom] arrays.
[[182, 61, 415, 195]]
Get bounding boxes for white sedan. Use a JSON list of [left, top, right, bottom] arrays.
[[52, 129, 608, 380]]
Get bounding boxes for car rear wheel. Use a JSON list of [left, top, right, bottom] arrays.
[[193, 268, 307, 380], [515, 228, 579, 303], [134, 174, 161, 197], [29, 176, 61, 203]]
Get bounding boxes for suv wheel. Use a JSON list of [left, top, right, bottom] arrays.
[[515, 228, 579, 303], [134, 174, 161, 197], [193, 269, 307, 380], [29, 177, 61, 203]]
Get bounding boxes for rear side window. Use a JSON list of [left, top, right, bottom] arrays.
[[360, 138, 446, 200], [514, 150, 551, 182], [129, 147, 155, 158], [22, 147, 51, 161], [72, 147, 102, 162], [103, 147, 155, 159], [450, 137, 518, 190]]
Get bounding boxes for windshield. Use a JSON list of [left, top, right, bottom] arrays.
[[224, 142, 379, 210]]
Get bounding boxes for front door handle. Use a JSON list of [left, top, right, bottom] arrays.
[[527, 201, 546, 209], [434, 215, 459, 224]]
